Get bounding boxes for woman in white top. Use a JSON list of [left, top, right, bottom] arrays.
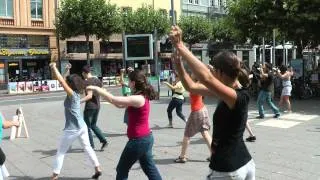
[[277, 65, 294, 112], [164, 74, 186, 128]]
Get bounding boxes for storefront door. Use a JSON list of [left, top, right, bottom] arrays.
[[8, 60, 21, 82]]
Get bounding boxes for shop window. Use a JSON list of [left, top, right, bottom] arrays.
[[0, 0, 13, 17], [0, 62, 5, 83], [67, 41, 93, 54], [31, 0, 43, 19], [100, 41, 122, 54]]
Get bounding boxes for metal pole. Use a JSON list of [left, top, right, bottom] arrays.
[[262, 37, 265, 64], [122, 31, 126, 70], [171, 0, 176, 25], [283, 40, 285, 65], [55, 0, 61, 71], [154, 29, 160, 95], [272, 29, 276, 67]]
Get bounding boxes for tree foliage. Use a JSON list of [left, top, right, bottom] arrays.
[[122, 6, 170, 37], [211, 17, 246, 43], [226, 0, 320, 57], [56, 0, 122, 40], [178, 16, 213, 46]]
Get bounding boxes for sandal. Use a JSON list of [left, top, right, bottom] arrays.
[[174, 156, 187, 163]]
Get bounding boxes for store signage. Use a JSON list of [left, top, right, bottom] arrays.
[[0, 48, 49, 56]]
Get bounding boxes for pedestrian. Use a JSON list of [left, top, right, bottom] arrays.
[[119, 67, 134, 125], [80, 65, 108, 151], [256, 63, 280, 119], [276, 65, 294, 113], [0, 112, 20, 179], [170, 26, 255, 180], [164, 74, 186, 128], [87, 70, 162, 180], [171, 53, 212, 163], [49, 62, 102, 180]]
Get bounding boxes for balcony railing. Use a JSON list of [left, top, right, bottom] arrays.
[[31, 20, 44, 27], [0, 18, 14, 26]]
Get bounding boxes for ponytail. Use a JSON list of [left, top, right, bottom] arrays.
[[237, 68, 250, 88], [144, 83, 157, 100]]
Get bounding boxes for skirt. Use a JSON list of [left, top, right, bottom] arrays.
[[184, 106, 210, 137], [281, 86, 292, 96]]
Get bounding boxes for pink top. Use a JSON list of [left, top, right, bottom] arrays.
[[127, 98, 151, 139]]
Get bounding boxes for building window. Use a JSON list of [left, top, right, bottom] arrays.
[[194, 0, 199, 4], [188, 0, 193, 4], [209, 0, 215, 7], [31, 0, 43, 19], [67, 41, 93, 54], [0, 34, 48, 48], [100, 41, 122, 54], [0, 0, 13, 17]]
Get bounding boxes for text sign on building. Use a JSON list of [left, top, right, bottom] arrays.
[[124, 34, 153, 61]]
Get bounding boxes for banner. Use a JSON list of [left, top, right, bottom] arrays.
[[25, 81, 33, 93], [8, 82, 17, 94], [47, 80, 57, 91], [41, 80, 49, 92], [56, 81, 64, 91]]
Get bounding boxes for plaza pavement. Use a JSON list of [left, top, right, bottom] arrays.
[[0, 88, 319, 180]]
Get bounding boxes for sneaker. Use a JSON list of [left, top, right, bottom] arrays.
[[100, 141, 108, 151], [273, 114, 280, 118], [246, 136, 256, 142], [91, 171, 102, 179], [256, 115, 264, 119]]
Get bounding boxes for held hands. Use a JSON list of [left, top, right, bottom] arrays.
[[169, 26, 183, 46]]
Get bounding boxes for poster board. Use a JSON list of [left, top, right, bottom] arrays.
[[17, 82, 26, 93], [8, 82, 18, 94], [25, 81, 33, 93], [48, 80, 57, 91], [33, 81, 42, 92], [41, 80, 49, 92]]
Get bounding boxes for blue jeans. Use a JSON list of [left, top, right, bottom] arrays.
[[257, 90, 280, 117], [84, 108, 107, 148], [167, 97, 186, 122], [116, 134, 162, 180]]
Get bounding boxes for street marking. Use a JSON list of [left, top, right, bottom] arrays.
[[257, 120, 301, 129], [280, 113, 318, 121], [0, 95, 65, 103]]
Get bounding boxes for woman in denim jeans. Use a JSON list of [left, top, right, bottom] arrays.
[[87, 70, 162, 180]]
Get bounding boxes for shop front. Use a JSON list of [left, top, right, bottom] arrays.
[[0, 48, 50, 90]]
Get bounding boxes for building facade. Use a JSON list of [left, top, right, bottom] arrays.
[[60, 0, 181, 79], [0, 0, 58, 90]]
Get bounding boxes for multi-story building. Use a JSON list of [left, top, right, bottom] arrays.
[[0, 0, 58, 90], [60, 0, 181, 79]]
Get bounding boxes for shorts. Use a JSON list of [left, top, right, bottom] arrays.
[[281, 86, 292, 96], [184, 106, 210, 137]]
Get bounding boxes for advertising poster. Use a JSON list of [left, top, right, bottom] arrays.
[[8, 82, 18, 94], [33, 81, 42, 92], [57, 81, 64, 91], [47, 80, 57, 91], [290, 59, 303, 78], [18, 82, 26, 93], [25, 81, 33, 93], [41, 80, 49, 92]]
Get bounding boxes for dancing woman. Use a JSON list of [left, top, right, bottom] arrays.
[[277, 65, 294, 112], [49, 62, 101, 180], [163, 74, 186, 128], [170, 26, 255, 180], [171, 52, 212, 163], [87, 70, 162, 180]]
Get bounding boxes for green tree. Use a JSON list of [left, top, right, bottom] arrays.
[[122, 6, 170, 38], [211, 17, 246, 43], [56, 0, 122, 64], [178, 16, 213, 48]]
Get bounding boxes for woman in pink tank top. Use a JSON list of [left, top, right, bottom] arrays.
[[87, 70, 162, 180]]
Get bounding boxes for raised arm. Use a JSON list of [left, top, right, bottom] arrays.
[[86, 86, 144, 108], [173, 51, 214, 96], [170, 26, 237, 108], [50, 62, 73, 96], [80, 90, 93, 103]]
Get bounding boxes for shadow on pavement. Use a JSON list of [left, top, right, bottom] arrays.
[[151, 125, 184, 130], [10, 177, 90, 180], [33, 148, 84, 158], [102, 132, 126, 137], [154, 158, 208, 165]]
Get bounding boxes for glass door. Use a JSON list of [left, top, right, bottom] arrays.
[[8, 60, 20, 82]]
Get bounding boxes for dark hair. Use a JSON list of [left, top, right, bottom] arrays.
[[66, 74, 85, 94], [279, 65, 287, 74], [128, 70, 157, 100], [264, 62, 272, 71], [213, 51, 250, 88], [82, 65, 91, 73]]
